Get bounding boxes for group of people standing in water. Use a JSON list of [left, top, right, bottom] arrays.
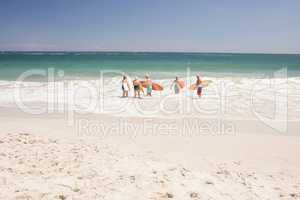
[[121, 75, 203, 98]]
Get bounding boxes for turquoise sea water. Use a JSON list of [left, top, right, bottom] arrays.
[[0, 52, 300, 122], [0, 52, 300, 80]]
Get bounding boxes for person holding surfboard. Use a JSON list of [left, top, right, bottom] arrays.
[[145, 75, 152, 96], [133, 77, 142, 98], [170, 76, 184, 94], [121, 76, 130, 97], [189, 76, 211, 97], [195, 75, 203, 98]]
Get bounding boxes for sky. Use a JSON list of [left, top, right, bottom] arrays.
[[0, 0, 299, 53]]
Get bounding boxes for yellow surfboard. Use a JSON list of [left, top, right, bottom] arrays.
[[189, 80, 212, 90]]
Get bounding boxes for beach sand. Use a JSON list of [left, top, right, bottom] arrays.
[[1, 108, 300, 199]]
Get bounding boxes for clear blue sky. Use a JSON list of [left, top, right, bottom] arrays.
[[0, 0, 299, 53]]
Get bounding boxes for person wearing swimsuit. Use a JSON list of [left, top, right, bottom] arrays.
[[196, 75, 202, 98], [145, 75, 152, 97], [170, 76, 181, 94], [121, 76, 130, 97], [133, 77, 141, 98]]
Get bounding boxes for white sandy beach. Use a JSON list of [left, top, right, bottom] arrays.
[[1, 107, 300, 200]]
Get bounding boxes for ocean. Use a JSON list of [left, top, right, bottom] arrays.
[[0, 52, 300, 122], [1, 52, 300, 80]]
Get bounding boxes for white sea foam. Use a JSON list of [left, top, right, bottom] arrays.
[[0, 75, 299, 122]]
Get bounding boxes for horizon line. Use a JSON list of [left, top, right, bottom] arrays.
[[1, 50, 300, 56]]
